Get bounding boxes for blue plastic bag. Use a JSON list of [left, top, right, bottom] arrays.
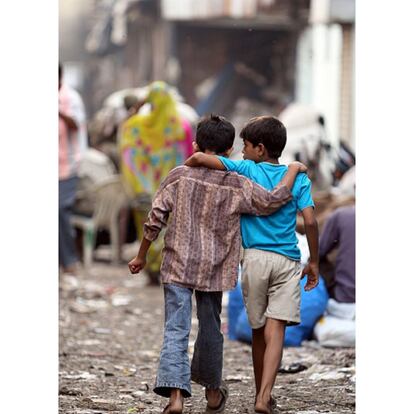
[[284, 277, 329, 346], [229, 276, 329, 346], [234, 307, 253, 343], [227, 276, 245, 340]]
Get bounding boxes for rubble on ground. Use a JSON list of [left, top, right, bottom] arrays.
[[59, 245, 355, 414]]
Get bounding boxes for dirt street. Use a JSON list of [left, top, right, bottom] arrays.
[[59, 244, 355, 414]]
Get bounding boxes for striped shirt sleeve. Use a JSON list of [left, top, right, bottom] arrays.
[[237, 177, 292, 215], [143, 183, 175, 241]]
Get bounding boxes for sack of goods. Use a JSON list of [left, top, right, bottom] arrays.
[[313, 298, 355, 347]]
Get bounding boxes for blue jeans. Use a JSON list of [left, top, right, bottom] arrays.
[[59, 176, 79, 268], [154, 283, 223, 398]]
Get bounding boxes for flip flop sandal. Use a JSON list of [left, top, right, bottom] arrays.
[[278, 362, 308, 374], [205, 384, 229, 413]]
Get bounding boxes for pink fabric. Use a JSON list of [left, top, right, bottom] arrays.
[[59, 84, 82, 180], [179, 118, 194, 159]]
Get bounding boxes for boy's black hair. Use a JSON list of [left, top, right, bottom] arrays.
[[196, 114, 235, 154], [240, 116, 287, 159]]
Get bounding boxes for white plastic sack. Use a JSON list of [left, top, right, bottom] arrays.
[[326, 298, 355, 320], [314, 299, 355, 347]]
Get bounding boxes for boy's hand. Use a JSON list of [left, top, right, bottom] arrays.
[[128, 256, 146, 274], [184, 153, 200, 167], [288, 161, 308, 173], [280, 161, 307, 190], [301, 261, 319, 291]]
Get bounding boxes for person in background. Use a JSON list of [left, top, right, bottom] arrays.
[[176, 116, 194, 162], [123, 94, 143, 118], [59, 63, 88, 274], [313, 204, 355, 348], [121, 91, 194, 162], [119, 81, 188, 284], [332, 140, 356, 186], [319, 204, 355, 303]]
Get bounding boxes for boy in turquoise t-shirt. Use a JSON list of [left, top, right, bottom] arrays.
[[185, 116, 319, 414]]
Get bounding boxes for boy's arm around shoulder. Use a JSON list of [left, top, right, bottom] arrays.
[[238, 179, 291, 216], [237, 162, 307, 216], [185, 153, 226, 170], [279, 161, 307, 189]]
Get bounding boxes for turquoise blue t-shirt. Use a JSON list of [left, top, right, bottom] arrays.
[[218, 157, 314, 261]]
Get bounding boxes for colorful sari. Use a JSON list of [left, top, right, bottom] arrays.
[[120, 81, 186, 276]]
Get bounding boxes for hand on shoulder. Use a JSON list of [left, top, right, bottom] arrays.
[[288, 161, 308, 173]]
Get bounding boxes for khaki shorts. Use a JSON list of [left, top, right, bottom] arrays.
[[241, 249, 302, 328]]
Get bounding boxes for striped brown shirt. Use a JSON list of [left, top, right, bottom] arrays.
[[143, 166, 292, 291]]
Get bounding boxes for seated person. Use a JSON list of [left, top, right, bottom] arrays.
[[319, 204, 355, 303]]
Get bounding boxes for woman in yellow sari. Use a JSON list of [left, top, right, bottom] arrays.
[[120, 81, 186, 284]]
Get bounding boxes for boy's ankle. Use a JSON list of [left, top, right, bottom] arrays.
[[170, 388, 183, 400], [206, 388, 221, 407], [256, 391, 271, 404], [206, 387, 220, 397]]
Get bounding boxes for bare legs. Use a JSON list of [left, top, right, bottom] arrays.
[[252, 326, 266, 393], [252, 318, 286, 414]]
